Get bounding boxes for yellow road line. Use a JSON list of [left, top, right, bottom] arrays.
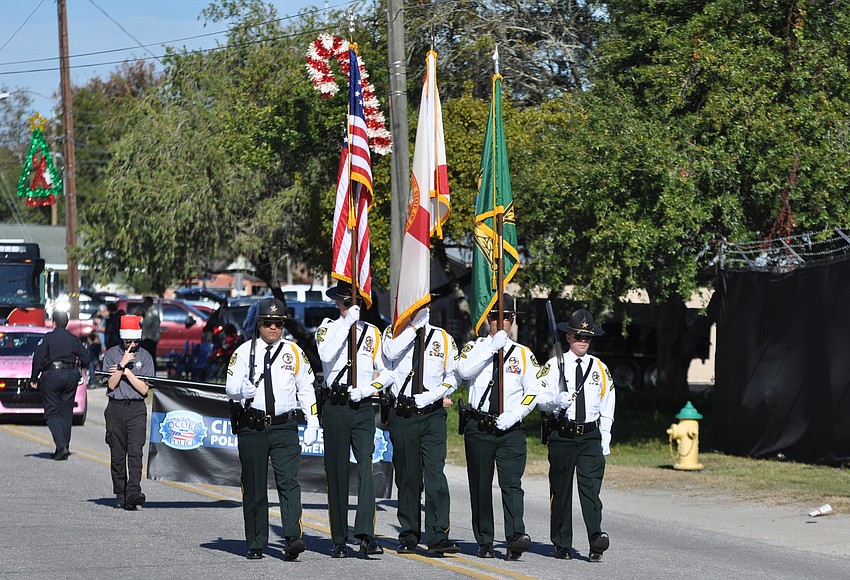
[[0, 424, 535, 579]]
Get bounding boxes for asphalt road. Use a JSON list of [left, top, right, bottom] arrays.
[[1, 391, 848, 579]]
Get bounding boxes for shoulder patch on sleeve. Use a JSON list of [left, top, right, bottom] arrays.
[[536, 363, 550, 379], [316, 326, 327, 343]]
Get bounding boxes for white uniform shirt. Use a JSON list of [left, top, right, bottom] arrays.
[[539, 351, 615, 451], [455, 335, 541, 419], [225, 337, 318, 418], [316, 317, 388, 397], [381, 323, 458, 398]]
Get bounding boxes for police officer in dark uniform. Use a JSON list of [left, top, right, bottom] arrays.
[[538, 309, 615, 562], [455, 294, 541, 560], [103, 314, 155, 510], [226, 297, 320, 561], [316, 282, 390, 558], [30, 310, 90, 461]]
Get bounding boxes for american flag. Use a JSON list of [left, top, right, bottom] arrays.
[[331, 48, 373, 307]]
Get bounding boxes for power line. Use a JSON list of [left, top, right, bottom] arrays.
[[0, 0, 46, 57], [0, 0, 363, 68], [0, 22, 367, 78], [86, 0, 157, 58]]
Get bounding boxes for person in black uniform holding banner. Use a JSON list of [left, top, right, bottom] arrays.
[[30, 310, 90, 461], [225, 297, 320, 561], [381, 303, 460, 555], [455, 294, 541, 560], [103, 314, 155, 510], [538, 309, 615, 562], [315, 282, 389, 558]]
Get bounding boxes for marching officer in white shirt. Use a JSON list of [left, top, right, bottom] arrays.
[[315, 281, 388, 558], [226, 297, 320, 561], [381, 302, 461, 556], [538, 308, 615, 562], [455, 294, 541, 560]]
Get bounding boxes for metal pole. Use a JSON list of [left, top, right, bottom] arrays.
[[57, 0, 79, 318], [386, 0, 409, 315]]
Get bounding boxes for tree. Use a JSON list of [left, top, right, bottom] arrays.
[[518, 0, 850, 398], [404, 0, 603, 104]]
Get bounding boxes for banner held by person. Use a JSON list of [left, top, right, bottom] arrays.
[[138, 375, 394, 498]]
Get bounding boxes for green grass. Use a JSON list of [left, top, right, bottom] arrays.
[[445, 387, 850, 511]]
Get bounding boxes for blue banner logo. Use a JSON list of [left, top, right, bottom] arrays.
[[159, 410, 208, 450]]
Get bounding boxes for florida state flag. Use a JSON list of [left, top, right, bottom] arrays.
[[392, 50, 449, 336]]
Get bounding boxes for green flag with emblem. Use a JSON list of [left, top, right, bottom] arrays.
[[472, 72, 518, 335]]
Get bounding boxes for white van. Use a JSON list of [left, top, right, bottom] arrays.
[[279, 284, 331, 303]]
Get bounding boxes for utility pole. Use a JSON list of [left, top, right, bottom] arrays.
[[57, 0, 79, 318], [386, 0, 409, 316]]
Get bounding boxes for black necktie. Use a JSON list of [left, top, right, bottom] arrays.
[[264, 345, 275, 416], [489, 353, 501, 414], [411, 330, 423, 395], [575, 358, 586, 423]]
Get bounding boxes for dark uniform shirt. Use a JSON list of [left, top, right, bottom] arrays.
[[102, 345, 155, 400], [30, 327, 90, 382]]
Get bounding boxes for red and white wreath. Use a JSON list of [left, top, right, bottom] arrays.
[[306, 33, 392, 156]]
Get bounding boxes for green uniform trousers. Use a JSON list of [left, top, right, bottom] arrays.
[[237, 421, 302, 550], [387, 407, 451, 547], [547, 428, 605, 550], [321, 400, 377, 544], [464, 419, 527, 546]]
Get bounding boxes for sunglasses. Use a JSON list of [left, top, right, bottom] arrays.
[[122, 339, 139, 345], [260, 318, 285, 328], [571, 334, 593, 342]]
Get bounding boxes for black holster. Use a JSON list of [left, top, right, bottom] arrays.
[[228, 400, 245, 431], [541, 413, 552, 444], [379, 391, 390, 424], [457, 399, 470, 435]]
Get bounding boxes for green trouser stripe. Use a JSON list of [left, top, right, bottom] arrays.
[[388, 408, 450, 546], [237, 421, 301, 549], [322, 401, 377, 544], [547, 429, 605, 549], [464, 419, 527, 545]]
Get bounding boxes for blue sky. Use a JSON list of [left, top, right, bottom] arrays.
[[0, 0, 357, 115]]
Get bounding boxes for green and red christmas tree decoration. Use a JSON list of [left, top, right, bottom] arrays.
[[17, 113, 62, 207]]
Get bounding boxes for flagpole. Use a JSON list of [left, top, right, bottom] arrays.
[[347, 37, 360, 383], [492, 49, 505, 415]]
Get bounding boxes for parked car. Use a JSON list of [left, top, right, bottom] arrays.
[[173, 288, 228, 311], [0, 325, 88, 425], [67, 298, 209, 359]]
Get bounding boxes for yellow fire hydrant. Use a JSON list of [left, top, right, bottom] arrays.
[[667, 401, 704, 470]]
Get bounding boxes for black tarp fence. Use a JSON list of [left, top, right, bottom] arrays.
[[714, 261, 850, 465]]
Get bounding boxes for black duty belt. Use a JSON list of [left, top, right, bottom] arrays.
[[551, 417, 599, 438], [265, 410, 297, 425], [108, 398, 145, 405], [468, 409, 498, 423], [389, 395, 443, 416], [50, 362, 78, 370]]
